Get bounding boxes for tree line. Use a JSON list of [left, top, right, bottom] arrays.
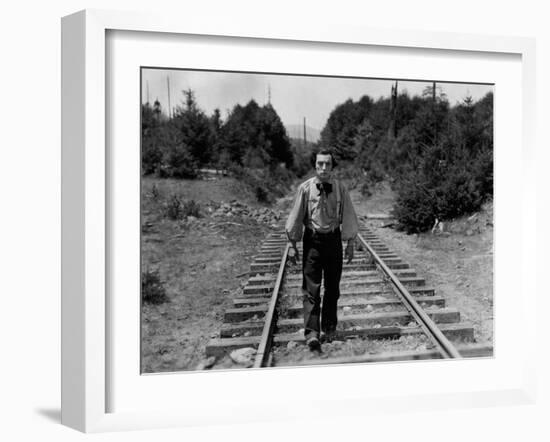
[[142, 84, 493, 232], [142, 89, 294, 179], [320, 84, 493, 232]]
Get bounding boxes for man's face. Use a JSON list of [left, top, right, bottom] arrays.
[[315, 153, 333, 182]]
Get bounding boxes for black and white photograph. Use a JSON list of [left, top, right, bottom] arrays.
[[140, 68, 494, 373], [4, 0, 550, 438]]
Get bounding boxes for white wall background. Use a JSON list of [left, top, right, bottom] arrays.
[[0, 1, 547, 440]]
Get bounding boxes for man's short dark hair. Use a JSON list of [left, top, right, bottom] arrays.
[[310, 149, 338, 169]]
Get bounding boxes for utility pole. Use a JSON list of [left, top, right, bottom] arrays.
[[268, 84, 271, 105], [167, 76, 172, 119], [303, 117, 307, 148], [432, 81, 437, 144], [394, 80, 398, 137], [146, 80, 150, 104]]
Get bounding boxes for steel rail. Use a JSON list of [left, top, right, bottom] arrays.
[[357, 233, 461, 359], [253, 243, 290, 368]]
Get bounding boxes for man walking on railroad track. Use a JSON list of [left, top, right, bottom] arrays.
[[285, 149, 359, 352]]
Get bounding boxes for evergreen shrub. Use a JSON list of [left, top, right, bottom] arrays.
[[142, 268, 168, 305]]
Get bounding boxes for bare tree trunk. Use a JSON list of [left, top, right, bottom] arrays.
[[393, 81, 398, 138], [388, 81, 398, 138], [432, 81, 437, 144], [303, 117, 307, 148], [167, 76, 172, 119]]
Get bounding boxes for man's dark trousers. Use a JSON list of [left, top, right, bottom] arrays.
[[302, 227, 343, 340]]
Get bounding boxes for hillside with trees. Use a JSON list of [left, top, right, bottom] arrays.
[[142, 89, 299, 203], [319, 83, 493, 232], [142, 84, 493, 232]]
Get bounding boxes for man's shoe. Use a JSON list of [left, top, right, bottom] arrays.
[[323, 330, 336, 343], [306, 337, 322, 353]]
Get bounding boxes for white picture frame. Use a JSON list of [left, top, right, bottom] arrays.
[[61, 9, 537, 433]]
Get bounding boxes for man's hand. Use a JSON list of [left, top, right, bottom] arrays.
[[345, 241, 354, 264], [288, 244, 300, 265]]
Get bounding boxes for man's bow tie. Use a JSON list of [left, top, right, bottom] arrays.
[[316, 182, 332, 195]]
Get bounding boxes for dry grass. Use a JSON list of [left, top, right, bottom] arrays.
[[141, 176, 493, 373], [140, 176, 274, 373]]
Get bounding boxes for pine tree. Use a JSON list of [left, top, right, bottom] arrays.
[[172, 89, 213, 165]]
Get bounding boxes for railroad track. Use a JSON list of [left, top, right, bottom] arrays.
[[206, 223, 493, 368]]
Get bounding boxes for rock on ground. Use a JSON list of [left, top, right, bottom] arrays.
[[195, 356, 216, 370], [287, 341, 298, 350], [229, 347, 257, 366]]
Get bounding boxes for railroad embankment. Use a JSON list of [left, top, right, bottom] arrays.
[[141, 176, 284, 373], [141, 177, 493, 372], [353, 183, 493, 346]]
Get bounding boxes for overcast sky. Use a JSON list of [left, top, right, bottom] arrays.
[[142, 68, 493, 130]]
